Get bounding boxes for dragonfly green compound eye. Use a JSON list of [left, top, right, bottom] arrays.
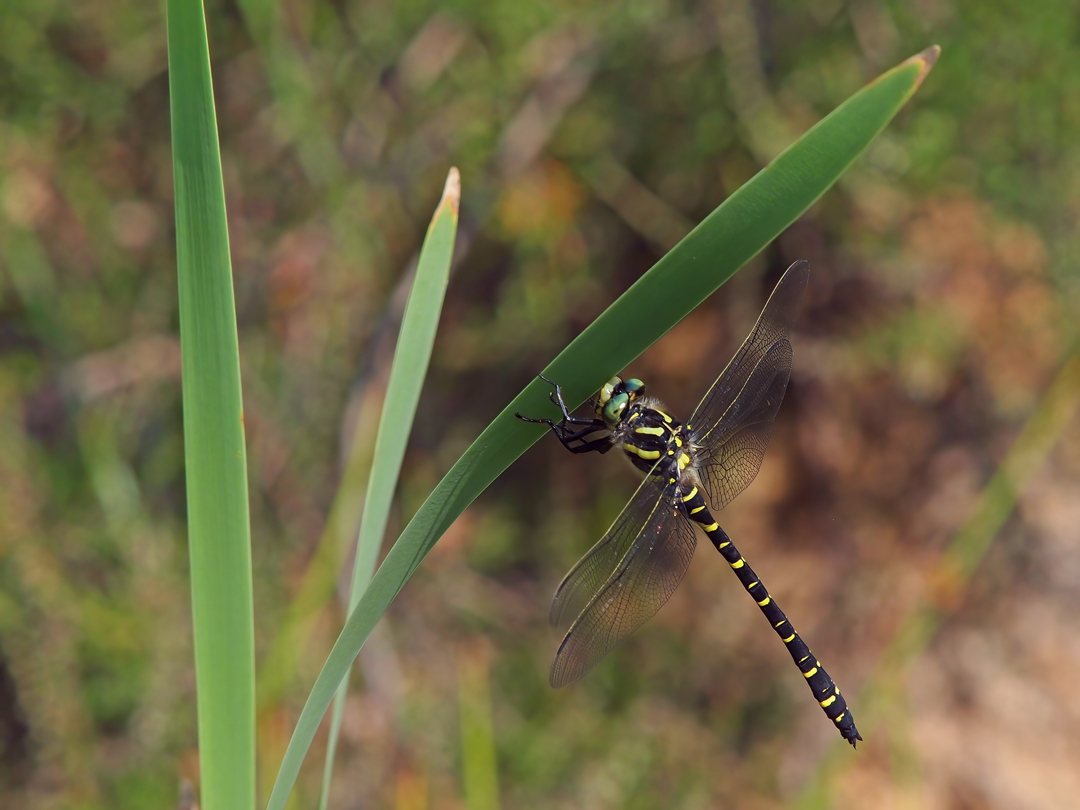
[[600, 392, 629, 426], [595, 376, 621, 412], [597, 378, 646, 427], [514, 260, 862, 749]]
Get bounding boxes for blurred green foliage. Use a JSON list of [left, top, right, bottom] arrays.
[[2, 0, 1080, 808]]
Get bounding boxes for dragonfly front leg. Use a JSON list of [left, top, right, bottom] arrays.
[[517, 375, 614, 455], [535, 373, 578, 423], [517, 412, 613, 454]]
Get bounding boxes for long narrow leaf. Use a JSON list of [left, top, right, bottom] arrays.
[[167, 1, 256, 809], [267, 46, 940, 810], [318, 169, 460, 806]]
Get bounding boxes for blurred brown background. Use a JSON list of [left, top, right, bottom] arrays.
[[2, 0, 1079, 807]]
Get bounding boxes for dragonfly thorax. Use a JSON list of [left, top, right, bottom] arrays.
[[613, 399, 701, 488]]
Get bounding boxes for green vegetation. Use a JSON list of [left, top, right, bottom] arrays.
[[167, 0, 255, 807], [2, 1, 1079, 809]]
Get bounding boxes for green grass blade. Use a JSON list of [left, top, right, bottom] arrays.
[[266, 46, 939, 810], [167, 1, 255, 809], [458, 648, 501, 810], [317, 169, 460, 807]]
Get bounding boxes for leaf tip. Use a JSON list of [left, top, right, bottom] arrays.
[[439, 166, 461, 218], [906, 45, 940, 88]]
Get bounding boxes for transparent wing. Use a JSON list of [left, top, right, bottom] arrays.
[[549, 481, 697, 688], [550, 474, 666, 629], [695, 339, 793, 509], [689, 260, 807, 509]]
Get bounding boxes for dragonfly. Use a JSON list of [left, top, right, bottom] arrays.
[[517, 260, 861, 747]]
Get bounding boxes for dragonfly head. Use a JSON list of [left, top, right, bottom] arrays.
[[595, 376, 645, 427]]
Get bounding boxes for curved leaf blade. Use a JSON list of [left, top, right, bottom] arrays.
[[318, 169, 459, 806], [266, 46, 940, 810]]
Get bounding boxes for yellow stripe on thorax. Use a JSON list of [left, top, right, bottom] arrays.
[[634, 426, 664, 436], [625, 445, 661, 461]]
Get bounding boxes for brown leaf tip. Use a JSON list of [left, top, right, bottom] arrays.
[[906, 45, 941, 88], [439, 166, 461, 218]]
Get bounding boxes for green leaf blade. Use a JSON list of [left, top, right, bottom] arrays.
[[349, 168, 461, 612], [168, 0, 256, 808], [266, 47, 939, 810], [318, 169, 459, 806]]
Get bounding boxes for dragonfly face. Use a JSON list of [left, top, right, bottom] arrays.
[[594, 376, 645, 427], [516, 261, 863, 748]]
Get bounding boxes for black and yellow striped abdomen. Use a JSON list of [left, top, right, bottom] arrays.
[[678, 482, 861, 746], [598, 398, 860, 746]]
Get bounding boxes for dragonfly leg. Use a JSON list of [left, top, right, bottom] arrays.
[[517, 375, 613, 453], [560, 435, 616, 454], [536, 373, 575, 422], [516, 413, 614, 454]]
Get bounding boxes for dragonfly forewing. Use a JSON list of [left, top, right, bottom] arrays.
[[689, 260, 806, 445], [695, 339, 793, 510]]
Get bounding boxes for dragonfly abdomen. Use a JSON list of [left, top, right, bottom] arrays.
[[681, 493, 863, 747]]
